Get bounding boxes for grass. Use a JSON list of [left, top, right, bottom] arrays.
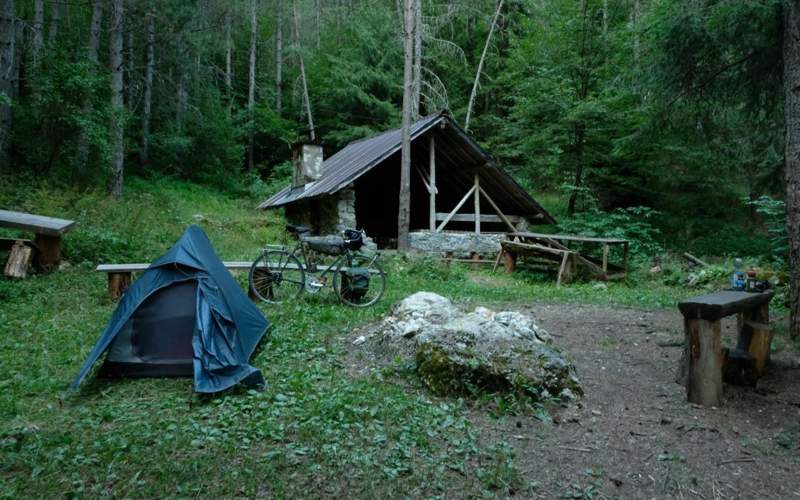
[[0, 175, 790, 497]]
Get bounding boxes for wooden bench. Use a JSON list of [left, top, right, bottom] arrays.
[[0, 209, 76, 273], [677, 290, 774, 406], [97, 261, 253, 299]]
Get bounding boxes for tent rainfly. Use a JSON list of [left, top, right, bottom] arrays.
[[71, 225, 269, 393]]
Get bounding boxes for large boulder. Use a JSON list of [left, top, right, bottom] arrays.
[[376, 292, 581, 401]]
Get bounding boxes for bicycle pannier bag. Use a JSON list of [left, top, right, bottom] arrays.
[[343, 229, 364, 251], [341, 267, 370, 300]]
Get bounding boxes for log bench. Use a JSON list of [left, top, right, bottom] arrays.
[[677, 290, 775, 406], [0, 209, 76, 273], [97, 261, 253, 299]]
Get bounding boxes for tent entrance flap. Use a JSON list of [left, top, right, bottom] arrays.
[[102, 280, 198, 378]]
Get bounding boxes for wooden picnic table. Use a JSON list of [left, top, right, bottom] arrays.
[[677, 290, 774, 406], [495, 231, 629, 285], [0, 209, 76, 273]]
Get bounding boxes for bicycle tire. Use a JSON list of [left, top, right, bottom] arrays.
[[249, 250, 305, 304]]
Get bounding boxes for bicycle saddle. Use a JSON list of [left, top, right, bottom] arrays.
[[286, 224, 311, 235]]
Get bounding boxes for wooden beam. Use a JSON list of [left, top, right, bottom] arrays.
[[429, 134, 436, 231], [436, 185, 477, 232], [478, 186, 517, 233], [685, 318, 723, 406], [602, 244, 609, 274], [556, 251, 569, 288], [435, 213, 521, 224], [474, 173, 481, 234], [414, 164, 433, 194]]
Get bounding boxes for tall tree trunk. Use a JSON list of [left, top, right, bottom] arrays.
[[247, 0, 257, 170], [75, 0, 103, 175], [0, 0, 15, 170], [275, 0, 283, 114], [126, 30, 134, 107], [141, 11, 154, 166], [293, 0, 315, 141], [48, 0, 61, 46], [785, 0, 800, 338], [464, 0, 503, 132], [397, 0, 415, 251], [225, 9, 232, 93], [32, 0, 44, 62], [411, 0, 421, 119], [176, 42, 187, 131], [315, 0, 321, 49], [108, 0, 124, 198]]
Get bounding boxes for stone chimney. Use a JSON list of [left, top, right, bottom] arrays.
[[292, 143, 323, 188]]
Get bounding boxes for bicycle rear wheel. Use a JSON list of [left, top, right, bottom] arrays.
[[249, 250, 305, 304], [333, 254, 386, 307]]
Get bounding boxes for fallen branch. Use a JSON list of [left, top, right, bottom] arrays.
[[683, 252, 709, 267], [558, 445, 594, 453], [717, 457, 756, 466]]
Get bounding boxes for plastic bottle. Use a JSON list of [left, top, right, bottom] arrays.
[[731, 258, 745, 291]]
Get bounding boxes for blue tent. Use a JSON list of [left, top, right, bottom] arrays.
[[72, 225, 269, 393]]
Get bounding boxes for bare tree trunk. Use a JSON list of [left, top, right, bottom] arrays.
[[0, 0, 15, 170], [75, 0, 103, 175], [248, 0, 257, 170], [464, 0, 503, 132], [33, 0, 44, 62], [397, 0, 415, 251], [275, 0, 283, 114], [88, 0, 102, 63], [141, 11, 154, 166], [411, 0, 421, 119], [785, 0, 800, 338], [293, 0, 315, 141], [225, 9, 232, 93], [176, 41, 187, 131], [315, 0, 321, 49], [108, 0, 124, 198], [48, 0, 61, 46], [126, 30, 134, 106]]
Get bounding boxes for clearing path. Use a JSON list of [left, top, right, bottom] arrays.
[[473, 303, 800, 499]]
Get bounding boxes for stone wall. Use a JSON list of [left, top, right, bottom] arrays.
[[409, 231, 504, 257]]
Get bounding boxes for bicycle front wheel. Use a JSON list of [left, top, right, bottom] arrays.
[[249, 250, 305, 304], [333, 254, 386, 307]]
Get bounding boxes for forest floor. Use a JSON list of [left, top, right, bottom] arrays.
[[344, 298, 800, 499], [1, 177, 799, 498]]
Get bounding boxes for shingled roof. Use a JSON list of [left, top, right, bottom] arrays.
[[258, 112, 555, 224]]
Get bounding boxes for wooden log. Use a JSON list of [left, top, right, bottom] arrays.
[[429, 134, 436, 231], [685, 318, 724, 406], [683, 252, 709, 267], [602, 244, 609, 274], [746, 303, 772, 376], [503, 250, 516, 273], [34, 233, 62, 272], [556, 251, 569, 288], [470, 251, 481, 269], [4, 240, 33, 278], [107, 271, 132, 300]]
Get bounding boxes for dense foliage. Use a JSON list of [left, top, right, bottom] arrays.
[[0, 0, 789, 260]]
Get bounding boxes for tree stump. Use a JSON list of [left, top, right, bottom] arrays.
[[470, 251, 481, 270], [503, 251, 516, 273], [107, 272, 132, 300], [4, 240, 34, 278], [34, 233, 62, 272], [684, 318, 724, 406]]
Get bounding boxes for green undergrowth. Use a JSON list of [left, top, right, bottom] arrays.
[[0, 176, 776, 498]]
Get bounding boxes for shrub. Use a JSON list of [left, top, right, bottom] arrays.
[[557, 206, 663, 260]]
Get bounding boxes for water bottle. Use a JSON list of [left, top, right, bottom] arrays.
[[731, 258, 745, 291]]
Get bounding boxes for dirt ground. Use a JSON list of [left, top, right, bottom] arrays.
[[347, 303, 800, 499]]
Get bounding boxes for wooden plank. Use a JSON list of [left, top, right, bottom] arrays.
[[435, 213, 521, 224], [685, 318, 723, 406], [510, 231, 628, 245], [436, 185, 477, 232], [678, 290, 774, 321], [0, 209, 76, 236], [474, 173, 481, 235], [429, 134, 436, 231], [98, 261, 381, 274], [478, 186, 517, 233], [502, 240, 571, 257]]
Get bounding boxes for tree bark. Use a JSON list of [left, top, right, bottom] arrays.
[[225, 8, 232, 93], [75, 0, 102, 175], [464, 0, 503, 133], [293, 0, 315, 141], [785, 0, 800, 338], [411, 0, 421, 119], [247, 0, 257, 170], [0, 0, 15, 170], [397, 0, 415, 251], [33, 0, 44, 62], [141, 11, 154, 166], [275, 0, 283, 114], [108, 0, 124, 198], [126, 30, 134, 107], [48, 0, 61, 46]]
